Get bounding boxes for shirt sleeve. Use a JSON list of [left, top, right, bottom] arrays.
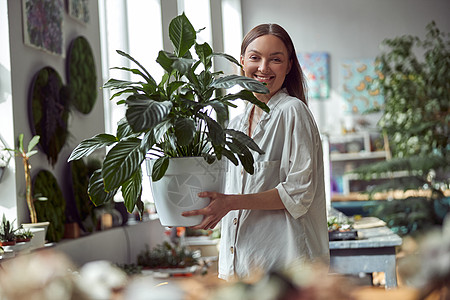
[[275, 104, 323, 219]]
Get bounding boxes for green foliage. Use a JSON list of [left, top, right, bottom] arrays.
[[137, 242, 198, 269], [370, 21, 449, 159], [70, 159, 97, 232], [33, 170, 66, 242], [68, 13, 269, 214], [67, 36, 97, 114], [0, 214, 21, 242], [355, 22, 450, 235], [367, 197, 443, 236]]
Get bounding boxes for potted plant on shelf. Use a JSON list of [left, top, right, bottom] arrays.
[[68, 13, 269, 226], [0, 214, 20, 246], [6, 134, 50, 238]]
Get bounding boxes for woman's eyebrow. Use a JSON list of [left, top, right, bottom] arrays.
[[247, 49, 286, 56]]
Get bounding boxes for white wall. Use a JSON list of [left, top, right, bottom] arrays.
[[5, 0, 106, 224], [240, 0, 450, 134]]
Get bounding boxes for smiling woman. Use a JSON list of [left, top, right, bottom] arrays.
[[182, 23, 329, 281]]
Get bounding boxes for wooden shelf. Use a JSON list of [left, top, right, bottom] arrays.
[[331, 189, 450, 202], [330, 151, 386, 162]]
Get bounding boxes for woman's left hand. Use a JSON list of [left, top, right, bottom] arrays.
[[182, 191, 232, 230]]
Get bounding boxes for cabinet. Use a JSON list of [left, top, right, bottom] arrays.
[[326, 131, 387, 201]]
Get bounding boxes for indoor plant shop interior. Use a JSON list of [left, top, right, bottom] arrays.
[[0, 1, 449, 299]]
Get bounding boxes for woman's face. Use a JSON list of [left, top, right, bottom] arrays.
[[241, 34, 292, 103]]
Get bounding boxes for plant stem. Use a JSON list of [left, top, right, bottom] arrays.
[[23, 155, 37, 223]]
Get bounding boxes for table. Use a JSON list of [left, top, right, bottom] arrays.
[[329, 226, 403, 289]]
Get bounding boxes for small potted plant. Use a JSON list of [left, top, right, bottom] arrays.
[[15, 228, 34, 243], [6, 134, 49, 245], [0, 214, 21, 246], [68, 13, 269, 226]]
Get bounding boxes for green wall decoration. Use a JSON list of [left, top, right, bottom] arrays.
[[33, 170, 66, 242], [69, 158, 97, 232], [67, 36, 97, 114], [29, 67, 69, 166]]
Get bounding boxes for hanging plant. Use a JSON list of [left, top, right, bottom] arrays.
[[29, 67, 69, 166], [67, 36, 97, 114], [33, 170, 66, 242]]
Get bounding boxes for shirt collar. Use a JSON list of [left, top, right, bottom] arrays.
[[240, 88, 289, 132]]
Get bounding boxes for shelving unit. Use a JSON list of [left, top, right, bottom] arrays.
[[325, 131, 388, 201]]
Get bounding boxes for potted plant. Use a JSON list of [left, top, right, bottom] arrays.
[[68, 13, 269, 226], [6, 134, 50, 240], [15, 228, 34, 243], [0, 214, 21, 246]]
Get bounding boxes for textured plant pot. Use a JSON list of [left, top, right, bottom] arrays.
[[146, 157, 227, 227], [22, 222, 49, 249]]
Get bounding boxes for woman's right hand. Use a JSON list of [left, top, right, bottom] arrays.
[[182, 192, 232, 230]]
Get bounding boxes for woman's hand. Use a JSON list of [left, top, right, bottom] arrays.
[[182, 191, 233, 230]]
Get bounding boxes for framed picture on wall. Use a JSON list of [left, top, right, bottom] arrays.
[[67, 0, 90, 24], [297, 52, 330, 99], [21, 0, 64, 57], [340, 59, 384, 114]]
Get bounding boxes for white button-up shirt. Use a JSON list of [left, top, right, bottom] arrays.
[[219, 89, 330, 280]]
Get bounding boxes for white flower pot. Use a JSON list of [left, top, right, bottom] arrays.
[[22, 221, 49, 249], [146, 157, 227, 227]]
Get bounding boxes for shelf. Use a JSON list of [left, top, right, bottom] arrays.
[[330, 151, 386, 162], [331, 189, 450, 202]]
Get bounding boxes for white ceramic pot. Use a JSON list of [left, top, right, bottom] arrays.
[[22, 222, 49, 249], [146, 157, 227, 227]]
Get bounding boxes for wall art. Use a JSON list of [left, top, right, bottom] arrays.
[[22, 0, 64, 56], [67, 0, 90, 24], [297, 52, 330, 99], [340, 59, 384, 113], [67, 36, 97, 114], [29, 67, 69, 166]]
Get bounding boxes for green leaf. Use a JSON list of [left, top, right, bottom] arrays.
[[140, 130, 156, 154], [26, 150, 38, 157], [227, 138, 255, 174], [151, 156, 169, 181], [102, 137, 144, 191], [117, 117, 135, 139], [225, 129, 265, 154], [125, 97, 172, 132], [172, 57, 196, 75], [201, 114, 225, 146], [153, 120, 172, 144], [88, 170, 118, 206], [196, 43, 213, 70], [18, 134, 24, 154], [111, 66, 156, 89], [207, 100, 229, 126], [121, 169, 143, 213], [104, 78, 142, 90], [174, 118, 196, 146], [169, 13, 196, 57], [221, 148, 238, 166], [212, 75, 269, 94], [116, 50, 153, 80], [211, 52, 241, 67], [156, 51, 176, 73], [167, 81, 185, 97], [223, 90, 270, 113], [27, 135, 40, 153], [68, 134, 118, 161]]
